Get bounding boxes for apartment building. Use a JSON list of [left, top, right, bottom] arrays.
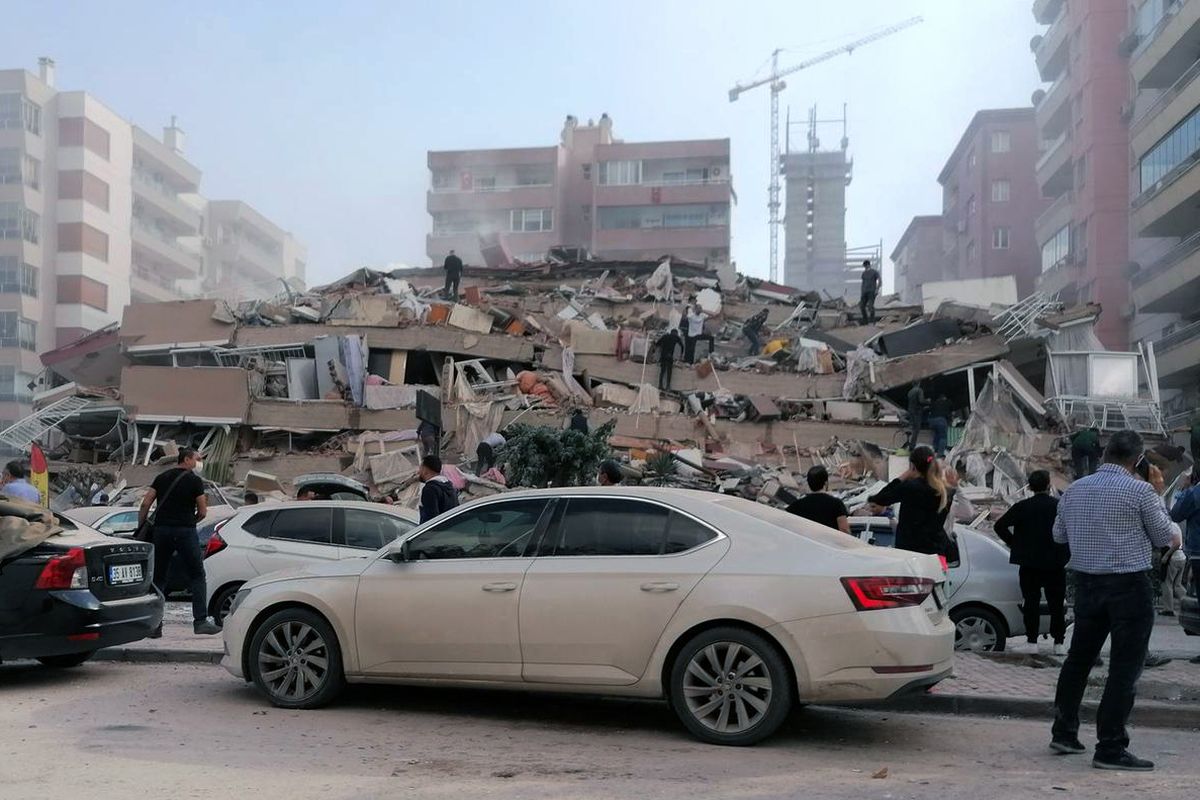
[[891, 215, 946, 304], [0, 59, 305, 429], [1127, 0, 1200, 416], [202, 200, 306, 301], [1030, 0, 1131, 349], [427, 115, 732, 269], [939, 108, 1048, 300], [782, 147, 852, 297]]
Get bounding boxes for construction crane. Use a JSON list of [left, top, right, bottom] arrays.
[[729, 16, 923, 283]]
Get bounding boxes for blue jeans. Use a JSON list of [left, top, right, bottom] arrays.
[[152, 524, 207, 623], [1052, 572, 1154, 756], [745, 329, 761, 356], [929, 416, 948, 456]]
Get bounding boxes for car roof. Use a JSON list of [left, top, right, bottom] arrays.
[[468, 486, 730, 504], [234, 499, 417, 522]]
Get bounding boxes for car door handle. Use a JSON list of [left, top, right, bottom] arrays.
[[253, 544, 278, 554], [641, 582, 679, 593], [482, 582, 518, 593]]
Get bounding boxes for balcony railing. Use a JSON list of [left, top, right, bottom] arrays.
[[1035, 191, 1073, 237], [132, 171, 200, 228], [1036, 132, 1069, 172], [430, 182, 553, 194], [1132, 54, 1200, 135], [1133, 0, 1189, 60], [1155, 317, 1200, 353], [1133, 228, 1200, 286]]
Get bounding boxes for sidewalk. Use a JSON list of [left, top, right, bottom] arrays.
[[97, 604, 1200, 728]]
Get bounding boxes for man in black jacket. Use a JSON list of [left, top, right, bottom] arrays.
[[418, 455, 458, 524], [995, 470, 1069, 654], [442, 250, 464, 300], [656, 329, 683, 391]]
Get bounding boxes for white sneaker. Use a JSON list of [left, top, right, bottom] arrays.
[[1054, 643, 1068, 656]]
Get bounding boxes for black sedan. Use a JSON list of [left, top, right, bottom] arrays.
[[0, 518, 163, 667]]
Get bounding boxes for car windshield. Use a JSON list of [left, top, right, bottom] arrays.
[[714, 498, 864, 550]]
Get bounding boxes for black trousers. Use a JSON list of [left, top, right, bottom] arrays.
[[1053, 571, 1154, 756], [658, 359, 674, 391], [906, 410, 923, 449], [859, 291, 877, 325], [444, 272, 461, 299], [1018, 566, 1067, 643], [153, 524, 206, 623]]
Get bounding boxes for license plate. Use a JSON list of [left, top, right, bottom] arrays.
[[108, 564, 143, 585]]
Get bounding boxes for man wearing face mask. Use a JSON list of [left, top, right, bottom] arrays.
[[139, 448, 220, 635]]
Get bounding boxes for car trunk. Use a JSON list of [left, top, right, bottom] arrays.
[[1, 530, 153, 601]]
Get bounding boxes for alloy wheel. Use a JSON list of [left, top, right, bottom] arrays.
[[681, 641, 774, 734], [256, 620, 331, 702], [955, 616, 999, 651]]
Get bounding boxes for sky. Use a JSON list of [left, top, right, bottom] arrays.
[[4, 1, 1043, 290]]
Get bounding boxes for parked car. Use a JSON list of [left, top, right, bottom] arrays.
[[1181, 555, 1199, 637], [221, 488, 953, 745], [848, 516, 1052, 652], [202, 500, 417, 622], [292, 474, 370, 501], [62, 505, 142, 536], [0, 516, 162, 667]]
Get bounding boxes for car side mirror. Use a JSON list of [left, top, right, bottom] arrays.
[[389, 539, 411, 563]]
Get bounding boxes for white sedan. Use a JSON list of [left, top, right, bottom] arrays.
[[221, 488, 953, 746], [202, 500, 417, 622]]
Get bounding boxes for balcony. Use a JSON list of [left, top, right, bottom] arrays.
[[593, 179, 732, 208], [1034, 74, 1071, 139], [426, 183, 555, 213], [1032, 11, 1070, 82], [1153, 319, 1200, 386], [131, 268, 182, 303], [593, 225, 729, 255], [1037, 252, 1084, 300], [1034, 191, 1073, 248], [1131, 151, 1200, 237], [1035, 133, 1072, 197], [132, 171, 201, 232], [211, 238, 282, 281], [1132, 0, 1200, 90], [131, 219, 201, 277], [1033, 0, 1064, 25], [1132, 57, 1200, 158], [1132, 229, 1200, 313]]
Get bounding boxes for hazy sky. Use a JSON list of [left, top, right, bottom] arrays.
[[5, 1, 1043, 289]]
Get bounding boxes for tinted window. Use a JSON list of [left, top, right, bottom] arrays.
[[268, 508, 332, 545], [99, 510, 139, 534], [409, 500, 547, 560], [553, 498, 669, 556], [664, 512, 717, 554], [343, 508, 414, 550], [242, 510, 276, 537]]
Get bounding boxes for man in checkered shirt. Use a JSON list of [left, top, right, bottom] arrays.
[[1049, 429, 1181, 772]]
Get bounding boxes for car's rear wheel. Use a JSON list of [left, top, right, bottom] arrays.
[[247, 608, 345, 709], [210, 582, 244, 624], [668, 627, 793, 746], [950, 606, 1007, 652], [37, 651, 94, 668]]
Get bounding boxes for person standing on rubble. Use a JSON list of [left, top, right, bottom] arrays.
[[867, 445, 953, 557], [418, 419, 440, 459], [742, 308, 769, 356], [418, 455, 458, 524], [139, 448, 221, 636], [905, 382, 927, 451], [859, 259, 881, 325], [1070, 427, 1102, 478], [476, 430, 506, 475], [786, 465, 850, 534], [684, 302, 710, 364], [442, 249, 464, 300], [569, 408, 589, 434], [656, 328, 683, 391], [994, 470, 1069, 655], [928, 393, 952, 457]]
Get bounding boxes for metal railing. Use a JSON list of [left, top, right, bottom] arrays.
[[1133, 0, 1189, 60], [1132, 53, 1200, 135], [430, 182, 554, 194], [1133, 228, 1200, 286], [1155, 318, 1200, 353], [1036, 132, 1069, 172]]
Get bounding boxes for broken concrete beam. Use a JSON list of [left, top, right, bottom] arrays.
[[592, 383, 639, 409], [869, 335, 1010, 392], [448, 304, 494, 334], [826, 400, 875, 421], [244, 470, 284, 494]]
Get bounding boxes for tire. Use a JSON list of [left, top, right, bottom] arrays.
[[210, 582, 244, 624], [668, 626, 794, 746], [37, 651, 94, 668], [950, 605, 1007, 653], [247, 608, 345, 709]]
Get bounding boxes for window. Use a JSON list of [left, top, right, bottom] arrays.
[[968, 148, 977, 169], [0, 149, 17, 184], [22, 154, 39, 190], [267, 508, 332, 545], [992, 227, 1010, 249], [0, 257, 37, 297], [0, 366, 32, 402], [343, 508, 414, 550], [660, 168, 708, 185], [0, 313, 37, 350], [548, 498, 670, 556], [991, 179, 1010, 202], [474, 176, 496, 192], [408, 499, 548, 560], [98, 511, 140, 535], [598, 204, 727, 230], [966, 240, 977, 264], [598, 160, 642, 185], [0, 203, 38, 243], [509, 208, 553, 232], [1041, 224, 1071, 272], [515, 165, 553, 186], [0, 94, 40, 135], [991, 130, 1011, 153], [242, 510, 276, 537], [967, 195, 977, 216], [1139, 104, 1200, 192], [664, 513, 718, 554]]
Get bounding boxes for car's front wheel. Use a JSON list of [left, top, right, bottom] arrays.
[[950, 606, 1007, 652], [210, 582, 244, 624], [37, 651, 94, 668], [247, 608, 345, 709], [668, 626, 793, 746]]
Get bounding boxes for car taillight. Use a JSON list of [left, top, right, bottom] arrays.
[[203, 533, 227, 559], [35, 547, 88, 590], [840, 576, 934, 611], [938, 555, 949, 573]]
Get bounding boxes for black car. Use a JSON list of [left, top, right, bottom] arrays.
[[0, 519, 163, 667], [1181, 555, 1200, 638]]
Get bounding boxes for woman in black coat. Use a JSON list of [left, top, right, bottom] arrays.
[[869, 445, 954, 556]]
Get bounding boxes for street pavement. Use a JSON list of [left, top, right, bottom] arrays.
[[1, 660, 1197, 799]]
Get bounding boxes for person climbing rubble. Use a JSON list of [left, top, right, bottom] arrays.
[[655, 328, 683, 392], [684, 302, 711, 364], [859, 259, 881, 325], [442, 249, 463, 300], [742, 308, 769, 356]]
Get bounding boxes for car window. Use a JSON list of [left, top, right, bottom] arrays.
[[664, 512, 717, 554], [551, 498, 669, 556], [344, 508, 414, 550], [408, 500, 547, 560], [98, 510, 139, 534], [242, 510, 276, 537], [268, 508, 332, 545]]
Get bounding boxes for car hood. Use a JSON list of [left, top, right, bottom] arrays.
[[242, 555, 374, 590]]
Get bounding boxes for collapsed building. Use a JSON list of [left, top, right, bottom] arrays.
[[14, 253, 1182, 522]]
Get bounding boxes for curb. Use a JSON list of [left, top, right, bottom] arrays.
[[881, 692, 1200, 731], [94, 647, 222, 665]]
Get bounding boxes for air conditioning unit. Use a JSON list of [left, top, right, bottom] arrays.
[[712, 166, 722, 177]]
